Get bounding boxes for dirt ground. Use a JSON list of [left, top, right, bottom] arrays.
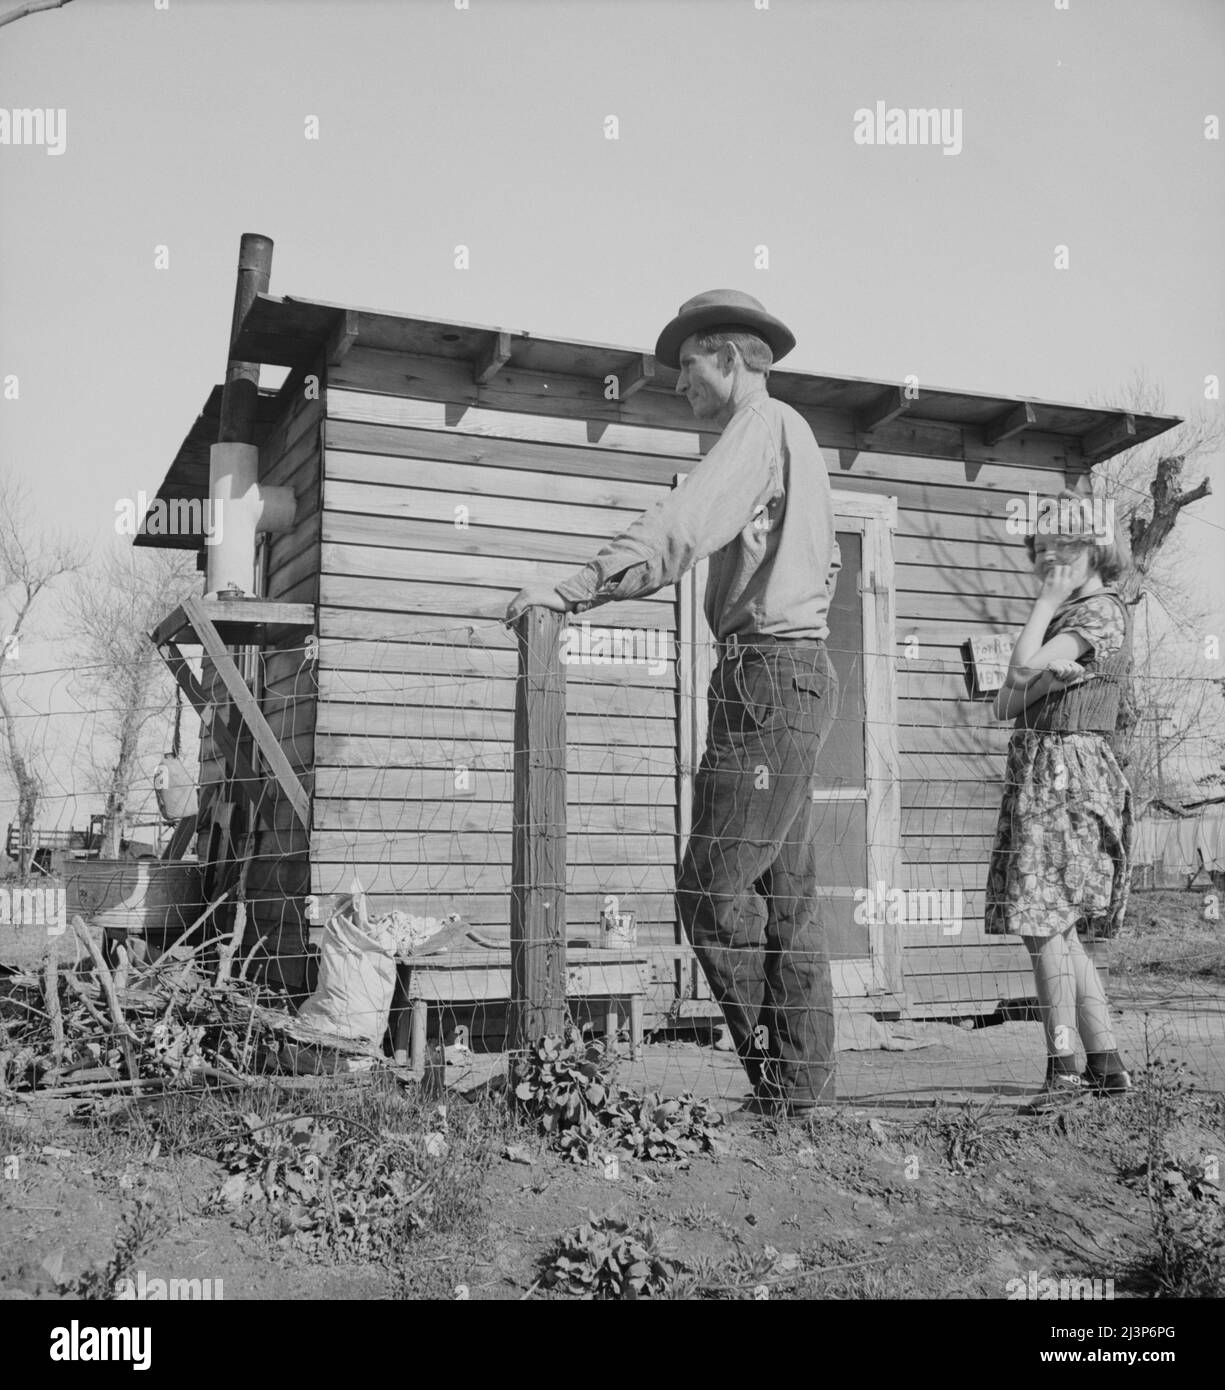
[[2, 889, 1221, 1301], [2, 975, 1222, 1302]]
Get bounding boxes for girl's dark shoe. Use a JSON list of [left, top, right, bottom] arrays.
[[1081, 1067, 1132, 1097], [1020, 1073, 1089, 1114]]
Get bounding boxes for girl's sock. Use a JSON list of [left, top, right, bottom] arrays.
[[1046, 1053, 1080, 1078], [1086, 1049, 1125, 1078]]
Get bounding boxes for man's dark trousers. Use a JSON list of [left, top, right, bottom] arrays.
[[677, 640, 839, 1106]]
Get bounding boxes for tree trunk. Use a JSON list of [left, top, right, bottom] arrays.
[[1110, 453, 1212, 778], [0, 681, 41, 877]]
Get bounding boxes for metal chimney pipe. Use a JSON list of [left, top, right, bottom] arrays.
[[206, 232, 296, 598], [219, 232, 275, 446]]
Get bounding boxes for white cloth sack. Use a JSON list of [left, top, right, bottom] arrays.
[[297, 879, 396, 1046]]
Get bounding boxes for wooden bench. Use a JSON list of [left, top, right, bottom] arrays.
[[392, 947, 650, 1078]]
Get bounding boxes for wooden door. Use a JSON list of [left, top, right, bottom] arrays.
[[676, 489, 903, 1006]]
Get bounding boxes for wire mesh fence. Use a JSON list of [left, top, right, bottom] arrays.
[[1, 619, 1223, 1112]]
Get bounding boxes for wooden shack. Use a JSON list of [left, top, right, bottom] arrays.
[[137, 244, 1180, 1025]]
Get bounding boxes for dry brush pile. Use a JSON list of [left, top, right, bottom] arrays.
[[0, 914, 383, 1103]]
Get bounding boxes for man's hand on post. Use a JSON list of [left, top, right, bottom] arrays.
[[504, 583, 569, 625]]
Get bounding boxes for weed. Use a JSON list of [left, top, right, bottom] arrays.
[[543, 1212, 682, 1299], [57, 1196, 168, 1298], [1121, 1026, 1225, 1296], [511, 1029, 727, 1167], [138, 1074, 508, 1263], [911, 1100, 1002, 1174]]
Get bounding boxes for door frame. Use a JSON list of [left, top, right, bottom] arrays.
[[675, 483, 903, 1003]]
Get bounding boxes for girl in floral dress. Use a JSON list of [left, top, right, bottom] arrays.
[[986, 496, 1134, 1109]]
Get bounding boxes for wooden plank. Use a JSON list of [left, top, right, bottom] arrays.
[[901, 752, 1006, 782], [263, 411, 321, 490], [824, 471, 1070, 521], [318, 606, 519, 648], [313, 733, 676, 779], [902, 807, 997, 838], [1082, 413, 1136, 461], [897, 696, 1004, 728], [856, 386, 911, 434], [983, 401, 1037, 448], [903, 944, 1030, 976], [323, 488, 638, 545], [310, 860, 676, 897], [316, 671, 676, 712], [893, 591, 1028, 625], [155, 642, 279, 826], [313, 701, 675, 746], [152, 598, 315, 647], [320, 540, 678, 606], [901, 780, 1004, 811], [508, 607, 568, 1048], [296, 888, 676, 927], [474, 330, 512, 385], [897, 543, 1030, 578], [894, 507, 1043, 543], [326, 310, 360, 367], [309, 830, 678, 866], [183, 598, 311, 829], [321, 511, 599, 565], [903, 836, 995, 864], [897, 861, 989, 893], [302, 798, 673, 836], [615, 355, 654, 401], [898, 725, 1011, 755], [895, 566, 1031, 600], [319, 574, 672, 628], [310, 765, 674, 806], [325, 444, 670, 511], [326, 416, 701, 485], [327, 446, 669, 510], [328, 382, 708, 459]]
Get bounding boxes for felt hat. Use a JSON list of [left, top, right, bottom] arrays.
[[654, 289, 796, 369]]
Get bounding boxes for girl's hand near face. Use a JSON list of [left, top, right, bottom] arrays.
[[1037, 560, 1081, 607]]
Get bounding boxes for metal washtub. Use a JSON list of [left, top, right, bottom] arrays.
[[66, 860, 206, 944]]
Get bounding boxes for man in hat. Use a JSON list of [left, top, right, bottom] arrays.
[[505, 290, 841, 1115]]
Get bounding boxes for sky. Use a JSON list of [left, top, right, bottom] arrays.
[[1, 0, 1223, 826]]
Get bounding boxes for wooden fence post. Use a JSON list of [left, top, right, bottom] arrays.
[[508, 605, 567, 1053]]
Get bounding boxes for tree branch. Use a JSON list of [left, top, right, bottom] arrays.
[[0, 0, 77, 30]]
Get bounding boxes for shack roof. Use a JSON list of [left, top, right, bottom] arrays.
[[137, 292, 1182, 550]]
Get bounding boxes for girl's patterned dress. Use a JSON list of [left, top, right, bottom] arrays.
[[985, 589, 1134, 940]]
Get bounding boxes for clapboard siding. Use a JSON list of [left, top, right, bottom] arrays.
[[246, 355, 324, 985], [314, 406, 694, 973], [188, 352, 1082, 1010]]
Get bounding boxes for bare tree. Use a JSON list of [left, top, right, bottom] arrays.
[[67, 546, 200, 858], [0, 471, 87, 874], [1090, 371, 1222, 800]]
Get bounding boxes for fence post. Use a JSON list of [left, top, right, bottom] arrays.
[[508, 605, 567, 1053]]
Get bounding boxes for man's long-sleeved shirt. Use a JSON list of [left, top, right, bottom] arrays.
[[552, 390, 840, 642]]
